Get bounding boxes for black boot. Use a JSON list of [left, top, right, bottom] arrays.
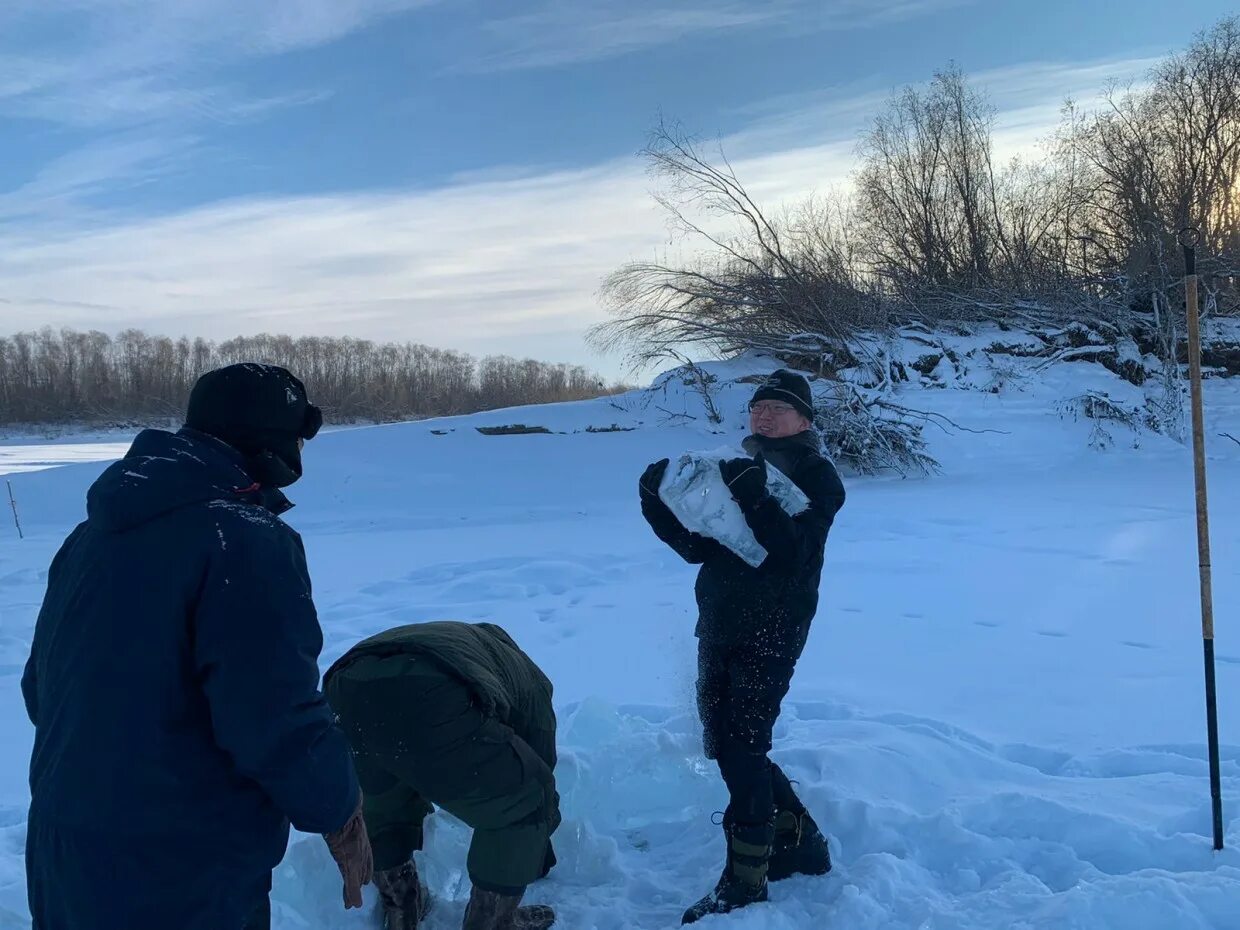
[[374, 860, 432, 929], [681, 818, 773, 925], [461, 886, 555, 930], [767, 809, 832, 882]]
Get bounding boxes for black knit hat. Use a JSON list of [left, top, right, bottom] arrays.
[[750, 369, 814, 420], [185, 363, 322, 488]]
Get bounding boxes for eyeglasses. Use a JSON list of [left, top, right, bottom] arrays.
[[749, 401, 797, 416]]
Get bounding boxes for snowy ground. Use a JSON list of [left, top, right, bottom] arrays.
[[2, 351, 1240, 928], [0, 441, 134, 477]]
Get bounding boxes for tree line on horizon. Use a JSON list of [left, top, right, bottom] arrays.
[[0, 328, 626, 426]]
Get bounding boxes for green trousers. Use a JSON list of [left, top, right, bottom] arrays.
[[325, 653, 560, 894]]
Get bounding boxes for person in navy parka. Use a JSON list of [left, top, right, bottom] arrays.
[[21, 363, 373, 930]]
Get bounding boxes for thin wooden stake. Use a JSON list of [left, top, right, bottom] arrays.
[[1181, 227, 1223, 850], [6, 480, 22, 540]]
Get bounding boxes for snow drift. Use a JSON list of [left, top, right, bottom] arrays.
[[2, 338, 1240, 928]]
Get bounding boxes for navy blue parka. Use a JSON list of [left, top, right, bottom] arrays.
[[22, 427, 359, 929]]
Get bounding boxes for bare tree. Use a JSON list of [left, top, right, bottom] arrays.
[[855, 64, 1007, 293], [0, 328, 624, 427], [1062, 16, 1240, 313], [590, 119, 883, 377], [589, 123, 974, 474], [598, 16, 1239, 355]]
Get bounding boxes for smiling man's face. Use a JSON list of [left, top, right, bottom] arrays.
[[749, 400, 810, 438]]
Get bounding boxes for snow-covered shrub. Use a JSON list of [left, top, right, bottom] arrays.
[[815, 382, 938, 476], [1057, 390, 1145, 450]]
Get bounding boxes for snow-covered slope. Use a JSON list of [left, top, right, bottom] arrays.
[[2, 350, 1240, 929]]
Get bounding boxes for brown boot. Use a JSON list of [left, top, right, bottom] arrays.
[[374, 860, 432, 929], [461, 886, 555, 930]]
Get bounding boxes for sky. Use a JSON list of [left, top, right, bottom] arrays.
[[0, 1, 1234, 380]]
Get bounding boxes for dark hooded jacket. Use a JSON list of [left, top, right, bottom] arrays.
[[324, 620, 554, 725], [641, 430, 845, 656], [21, 428, 358, 927]]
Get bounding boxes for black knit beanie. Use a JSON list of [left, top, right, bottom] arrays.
[[750, 369, 814, 420], [185, 363, 323, 488]]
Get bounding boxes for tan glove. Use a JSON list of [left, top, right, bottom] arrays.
[[323, 795, 374, 909]]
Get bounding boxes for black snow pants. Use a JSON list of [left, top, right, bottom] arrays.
[[696, 640, 808, 826]]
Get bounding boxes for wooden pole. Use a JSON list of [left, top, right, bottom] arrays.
[[6, 480, 21, 540], [1180, 226, 1223, 850]]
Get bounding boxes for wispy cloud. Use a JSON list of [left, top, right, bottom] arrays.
[[970, 56, 1159, 161], [0, 0, 438, 127], [0, 53, 1168, 374], [0, 134, 196, 224], [0, 163, 656, 345], [0, 1, 436, 228], [458, 0, 974, 73], [0, 146, 839, 366], [718, 53, 1159, 161], [463, 2, 792, 73]]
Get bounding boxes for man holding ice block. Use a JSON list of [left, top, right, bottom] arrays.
[[638, 368, 846, 924]]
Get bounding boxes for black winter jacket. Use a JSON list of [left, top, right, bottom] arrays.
[[641, 431, 845, 656], [22, 428, 359, 923]]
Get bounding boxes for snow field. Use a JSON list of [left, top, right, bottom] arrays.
[[2, 347, 1240, 927]]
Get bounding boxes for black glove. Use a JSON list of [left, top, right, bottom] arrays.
[[639, 458, 670, 501], [719, 454, 768, 509]]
